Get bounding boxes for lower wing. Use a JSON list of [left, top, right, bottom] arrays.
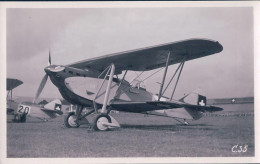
[[110, 101, 223, 120], [110, 101, 223, 112]]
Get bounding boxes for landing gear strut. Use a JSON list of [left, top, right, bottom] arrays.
[[63, 63, 120, 131], [64, 105, 94, 128]]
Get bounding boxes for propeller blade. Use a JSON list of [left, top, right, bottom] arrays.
[[48, 50, 52, 66], [33, 74, 48, 103]]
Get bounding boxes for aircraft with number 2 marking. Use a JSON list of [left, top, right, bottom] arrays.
[[33, 38, 224, 131], [13, 99, 63, 122]]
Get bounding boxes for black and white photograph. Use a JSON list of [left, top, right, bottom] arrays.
[[1, 2, 259, 163]]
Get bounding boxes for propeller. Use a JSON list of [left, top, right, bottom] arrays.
[[33, 74, 48, 103], [48, 50, 51, 66], [33, 51, 52, 104]]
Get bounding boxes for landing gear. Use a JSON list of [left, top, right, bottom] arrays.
[[13, 114, 26, 123], [63, 64, 120, 131], [93, 114, 112, 131], [21, 114, 26, 122], [64, 112, 80, 128], [64, 105, 95, 128]]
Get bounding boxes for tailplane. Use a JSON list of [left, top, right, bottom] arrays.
[[44, 99, 62, 111]]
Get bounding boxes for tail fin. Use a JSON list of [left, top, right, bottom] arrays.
[[179, 89, 206, 106], [44, 99, 62, 111]]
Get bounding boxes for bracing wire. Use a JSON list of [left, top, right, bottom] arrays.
[[170, 62, 185, 100], [162, 62, 183, 95], [142, 67, 164, 82], [130, 71, 144, 84]]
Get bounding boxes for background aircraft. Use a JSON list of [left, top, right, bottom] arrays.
[[6, 78, 23, 114], [13, 99, 63, 122], [33, 38, 224, 131]]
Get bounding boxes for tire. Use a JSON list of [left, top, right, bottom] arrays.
[[64, 112, 80, 128], [93, 114, 112, 131]]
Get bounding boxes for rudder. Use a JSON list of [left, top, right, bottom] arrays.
[[44, 99, 62, 111], [179, 89, 207, 106]]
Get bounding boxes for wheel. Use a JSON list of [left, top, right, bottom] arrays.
[[93, 114, 112, 131], [64, 112, 80, 128]]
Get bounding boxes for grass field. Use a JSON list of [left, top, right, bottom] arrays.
[[6, 104, 254, 157]]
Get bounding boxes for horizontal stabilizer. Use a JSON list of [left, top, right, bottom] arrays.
[[195, 105, 223, 112], [41, 108, 63, 115]]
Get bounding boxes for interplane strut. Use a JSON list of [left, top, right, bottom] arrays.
[[170, 62, 185, 101], [101, 63, 115, 113], [93, 65, 112, 113], [158, 51, 171, 101]]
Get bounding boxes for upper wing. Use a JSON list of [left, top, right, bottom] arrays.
[[67, 39, 223, 75], [7, 78, 23, 91]]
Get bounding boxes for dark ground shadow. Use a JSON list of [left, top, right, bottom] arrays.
[[120, 123, 215, 131], [7, 118, 56, 124]]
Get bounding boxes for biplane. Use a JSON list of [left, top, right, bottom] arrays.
[[13, 99, 63, 123], [6, 78, 23, 114], [34, 38, 223, 131]]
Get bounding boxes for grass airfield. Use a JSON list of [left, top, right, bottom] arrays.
[[7, 105, 254, 158]]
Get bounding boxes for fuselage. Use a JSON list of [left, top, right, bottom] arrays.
[[44, 65, 153, 108], [45, 65, 94, 106], [44, 65, 224, 121]]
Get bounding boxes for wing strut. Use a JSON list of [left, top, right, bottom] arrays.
[[93, 65, 112, 113], [162, 61, 183, 95], [93, 63, 116, 113], [114, 70, 128, 100], [170, 62, 185, 101], [101, 63, 115, 113], [158, 51, 171, 101]]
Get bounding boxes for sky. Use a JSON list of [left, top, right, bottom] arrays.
[[6, 7, 254, 100]]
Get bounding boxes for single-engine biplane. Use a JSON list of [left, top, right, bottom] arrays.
[[35, 38, 223, 131]]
